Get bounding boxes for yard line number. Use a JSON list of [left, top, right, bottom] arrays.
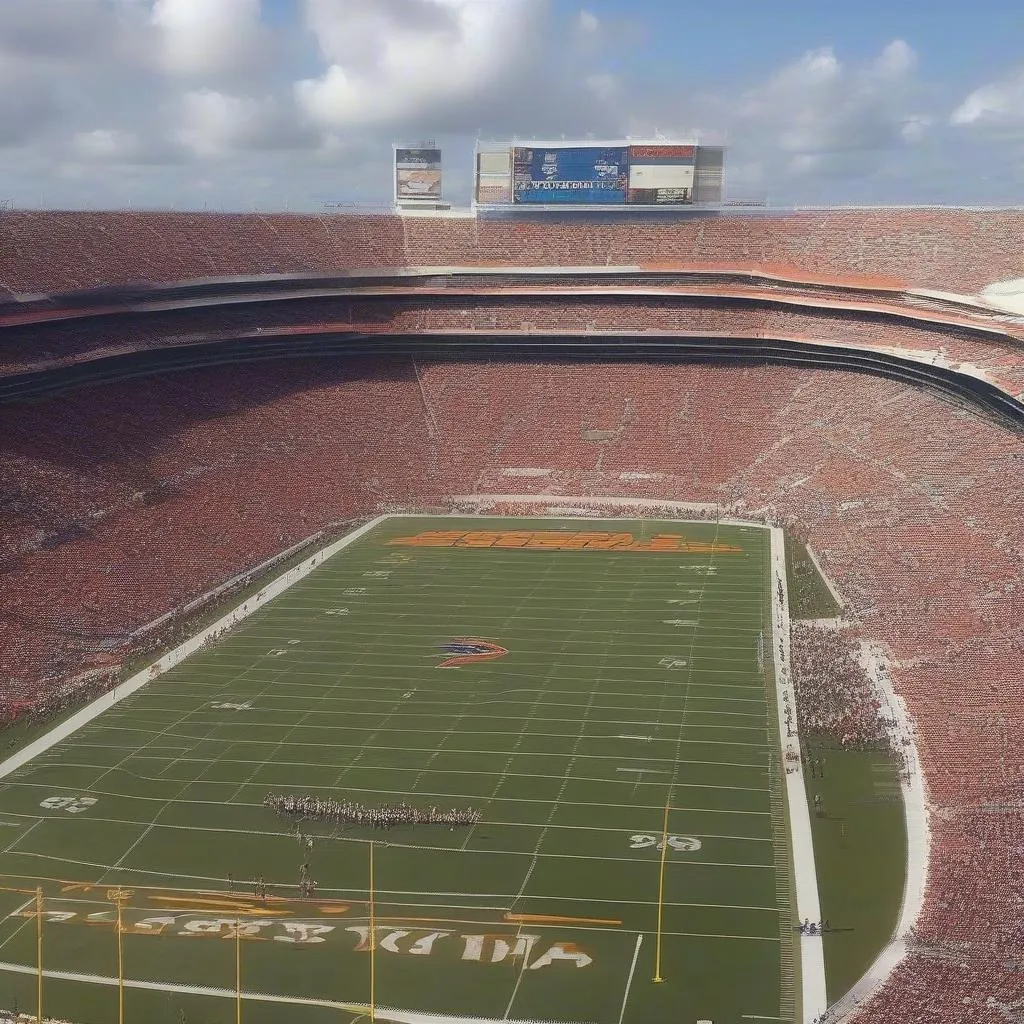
[[628, 834, 702, 852], [40, 796, 98, 814]]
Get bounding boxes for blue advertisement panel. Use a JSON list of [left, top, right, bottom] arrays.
[[513, 146, 628, 204]]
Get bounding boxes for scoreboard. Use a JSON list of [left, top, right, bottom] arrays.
[[513, 146, 628, 204], [394, 147, 443, 205], [627, 144, 696, 205], [475, 139, 724, 209]]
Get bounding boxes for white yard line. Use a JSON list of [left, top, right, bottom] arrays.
[[14, 754, 770, 784], [99, 704, 770, 724], [2, 955, 795, 1024], [502, 941, 531, 1021], [0, 894, 41, 955], [64, 737, 769, 759], [617, 934, 644, 1024], [12, 842, 773, 872], [108, 678, 769, 697], [0, 778, 772, 808], [0, 515, 391, 785], [769, 527, 826, 1024], [0, 818, 39, 856], [61, 733, 769, 755]]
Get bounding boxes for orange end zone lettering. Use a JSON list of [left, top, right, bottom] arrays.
[[387, 530, 741, 553]]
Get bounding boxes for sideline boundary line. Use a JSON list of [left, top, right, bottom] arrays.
[[0, 515, 391, 785], [0, 961, 563, 1024], [769, 526, 826, 1023]]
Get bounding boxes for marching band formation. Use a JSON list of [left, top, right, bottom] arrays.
[[263, 793, 482, 830]]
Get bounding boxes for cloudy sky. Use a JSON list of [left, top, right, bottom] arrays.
[[1, 0, 1023, 211]]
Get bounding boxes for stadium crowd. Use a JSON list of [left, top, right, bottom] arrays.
[[3, 289, 1022, 385], [2, 207, 1023, 292], [789, 624, 896, 752], [3, 213, 1024, 1020]]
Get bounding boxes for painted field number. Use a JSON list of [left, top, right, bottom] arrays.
[[629, 834, 702, 852], [41, 796, 97, 814]]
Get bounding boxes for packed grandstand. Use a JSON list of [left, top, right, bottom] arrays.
[[1, 208, 1024, 1022]]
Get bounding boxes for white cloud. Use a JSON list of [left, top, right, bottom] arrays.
[[901, 116, 932, 143], [72, 128, 145, 163], [952, 69, 1024, 130], [295, 0, 543, 128], [720, 40, 933, 181], [737, 41, 926, 169], [0, 5, 1015, 209], [585, 73, 617, 101], [176, 89, 315, 157], [0, 49, 64, 146], [151, 0, 265, 79], [0, 1, 145, 61]]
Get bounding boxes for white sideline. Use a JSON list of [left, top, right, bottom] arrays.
[[0, 515, 392, 783], [0, 962, 559, 1024], [768, 527, 827, 1023], [823, 644, 930, 1022]]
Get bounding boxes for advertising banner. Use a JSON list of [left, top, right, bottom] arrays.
[[627, 144, 695, 205], [395, 148, 442, 201], [513, 146, 628, 204]]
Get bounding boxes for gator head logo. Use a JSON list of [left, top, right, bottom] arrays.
[[437, 638, 508, 669]]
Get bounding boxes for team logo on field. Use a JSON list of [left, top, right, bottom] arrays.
[[437, 638, 508, 669]]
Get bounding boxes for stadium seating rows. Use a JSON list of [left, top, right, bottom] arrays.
[[3, 357, 1024, 1024], [1, 294, 1020, 387], [3, 210, 1024, 1020], [4, 209, 1024, 293]]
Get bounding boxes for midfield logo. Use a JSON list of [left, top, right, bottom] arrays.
[[437, 638, 508, 669]]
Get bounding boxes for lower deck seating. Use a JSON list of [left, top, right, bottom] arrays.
[[1, 357, 1023, 1020]]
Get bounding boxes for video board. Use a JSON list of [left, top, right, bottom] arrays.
[[475, 140, 717, 207], [627, 144, 695, 205], [512, 146, 628, 205], [395, 148, 442, 202]]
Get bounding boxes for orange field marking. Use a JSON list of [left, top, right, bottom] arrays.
[[151, 895, 271, 910], [389, 529, 741, 553]]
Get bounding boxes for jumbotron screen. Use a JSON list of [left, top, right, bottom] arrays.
[[477, 141, 704, 206], [395, 147, 443, 202]]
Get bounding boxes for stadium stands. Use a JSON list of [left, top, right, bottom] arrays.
[[2, 210, 1024, 1020], [4, 209, 1024, 292]]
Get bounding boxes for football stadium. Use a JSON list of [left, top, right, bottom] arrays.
[[1, 179, 1023, 1024]]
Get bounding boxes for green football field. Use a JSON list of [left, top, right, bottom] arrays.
[[0, 516, 797, 1024]]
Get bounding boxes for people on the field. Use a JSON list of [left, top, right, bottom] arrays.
[[263, 793, 481, 829]]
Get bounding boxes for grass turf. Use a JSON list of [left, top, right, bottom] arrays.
[[782, 540, 907, 997], [801, 738, 907, 1003], [0, 516, 796, 1024], [784, 540, 842, 621]]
